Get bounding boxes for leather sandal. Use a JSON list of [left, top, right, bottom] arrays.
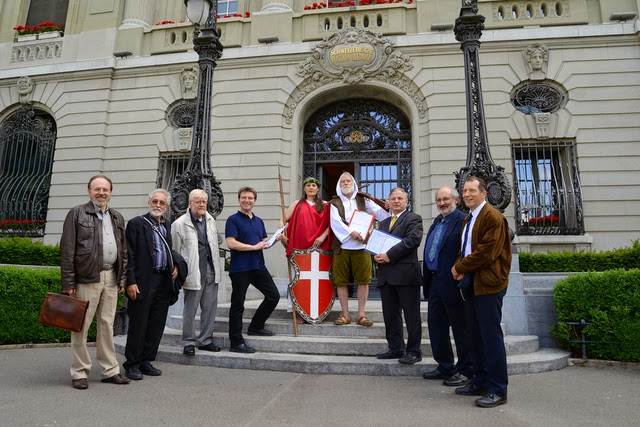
[[356, 315, 374, 326], [334, 315, 351, 325]]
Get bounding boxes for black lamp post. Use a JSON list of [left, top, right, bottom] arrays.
[[454, 0, 511, 212], [170, 0, 224, 217]]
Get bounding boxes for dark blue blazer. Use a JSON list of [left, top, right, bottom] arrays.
[[376, 211, 423, 287], [422, 208, 466, 303]]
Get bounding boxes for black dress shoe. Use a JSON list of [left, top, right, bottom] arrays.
[[198, 343, 221, 352], [475, 393, 508, 408], [455, 383, 485, 396], [247, 328, 274, 336], [229, 343, 256, 353], [376, 349, 404, 359], [422, 369, 450, 380], [183, 345, 195, 356], [140, 363, 162, 376], [398, 353, 422, 364], [125, 367, 143, 380], [443, 373, 470, 387]]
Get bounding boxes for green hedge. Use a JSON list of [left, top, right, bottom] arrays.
[[520, 240, 640, 272], [551, 269, 640, 362], [0, 237, 60, 266], [0, 266, 97, 345]]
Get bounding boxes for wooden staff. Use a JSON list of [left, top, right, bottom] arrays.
[[358, 191, 387, 210], [278, 166, 299, 337]]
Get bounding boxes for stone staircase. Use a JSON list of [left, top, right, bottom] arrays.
[[114, 298, 569, 376]]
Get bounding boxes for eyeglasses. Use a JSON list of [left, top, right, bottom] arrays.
[[150, 199, 167, 206]]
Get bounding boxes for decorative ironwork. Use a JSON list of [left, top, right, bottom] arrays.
[[0, 105, 56, 237], [170, 7, 224, 218], [303, 99, 412, 202], [454, 0, 511, 212], [512, 141, 583, 235], [167, 100, 197, 128], [511, 82, 567, 114]]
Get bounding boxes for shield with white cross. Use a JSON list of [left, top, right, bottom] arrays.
[[289, 248, 335, 324]]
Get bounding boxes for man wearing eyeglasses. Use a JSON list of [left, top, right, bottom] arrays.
[[171, 189, 223, 357], [123, 189, 180, 380]]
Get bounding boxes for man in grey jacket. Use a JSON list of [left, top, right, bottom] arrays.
[[60, 175, 131, 390], [171, 189, 222, 356]]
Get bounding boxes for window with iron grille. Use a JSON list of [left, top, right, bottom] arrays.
[[0, 106, 57, 237], [156, 153, 190, 222], [512, 140, 583, 235]]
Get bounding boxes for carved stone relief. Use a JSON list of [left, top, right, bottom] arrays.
[[285, 28, 425, 124], [523, 43, 548, 81], [180, 67, 198, 100], [17, 76, 34, 105]]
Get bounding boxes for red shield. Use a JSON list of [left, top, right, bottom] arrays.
[[289, 248, 335, 324]]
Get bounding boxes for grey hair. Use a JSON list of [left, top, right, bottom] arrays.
[[438, 186, 459, 199], [189, 188, 208, 202], [388, 187, 408, 199], [149, 188, 171, 205]]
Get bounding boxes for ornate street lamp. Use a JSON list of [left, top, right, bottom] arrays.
[[454, 0, 511, 212], [170, 0, 224, 217]]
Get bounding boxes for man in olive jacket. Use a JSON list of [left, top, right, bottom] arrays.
[[451, 176, 511, 408], [60, 175, 130, 390]]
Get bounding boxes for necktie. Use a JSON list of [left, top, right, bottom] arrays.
[[428, 219, 444, 262], [462, 213, 473, 257], [389, 215, 397, 230]]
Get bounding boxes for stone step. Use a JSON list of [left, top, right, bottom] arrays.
[[158, 327, 540, 357], [114, 335, 569, 377], [210, 299, 410, 323]]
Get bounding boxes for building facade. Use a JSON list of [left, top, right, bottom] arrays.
[[1, 0, 639, 279]]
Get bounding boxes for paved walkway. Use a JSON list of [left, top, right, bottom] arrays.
[[0, 346, 638, 426]]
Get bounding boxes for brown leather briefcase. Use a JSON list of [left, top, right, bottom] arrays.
[[39, 293, 89, 332]]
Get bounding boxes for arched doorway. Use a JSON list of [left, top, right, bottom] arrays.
[[303, 98, 412, 204]]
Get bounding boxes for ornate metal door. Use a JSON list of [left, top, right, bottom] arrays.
[[303, 99, 412, 203], [0, 106, 57, 236]]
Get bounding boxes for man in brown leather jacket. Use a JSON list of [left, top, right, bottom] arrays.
[[60, 175, 131, 390]]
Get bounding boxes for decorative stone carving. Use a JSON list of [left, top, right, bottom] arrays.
[[286, 28, 425, 124], [533, 112, 551, 139], [524, 43, 548, 81], [174, 128, 192, 151], [180, 67, 198, 100], [11, 41, 63, 63], [17, 76, 34, 105]]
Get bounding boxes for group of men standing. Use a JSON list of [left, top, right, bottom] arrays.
[[61, 176, 279, 390], [59, 173, 511, 409], [369, 177, 511, 409]]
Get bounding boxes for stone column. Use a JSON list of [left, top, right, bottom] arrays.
[[119, 0, 154, 29]]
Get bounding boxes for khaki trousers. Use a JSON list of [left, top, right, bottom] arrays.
[[70, 270, 120, 380]]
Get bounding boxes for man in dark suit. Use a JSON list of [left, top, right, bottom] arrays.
[[452, 176, 512, 408], [124, 189, 179, 380], [422, 186, 473, 386], [374, 188, 424, 364]]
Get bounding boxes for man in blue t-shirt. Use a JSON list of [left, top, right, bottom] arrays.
[[225, 187, 281, 353]]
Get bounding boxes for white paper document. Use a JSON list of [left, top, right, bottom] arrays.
[[265, 223, 288, 249], [365, 228, 402, 255], [348, 210, 375, 239]]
